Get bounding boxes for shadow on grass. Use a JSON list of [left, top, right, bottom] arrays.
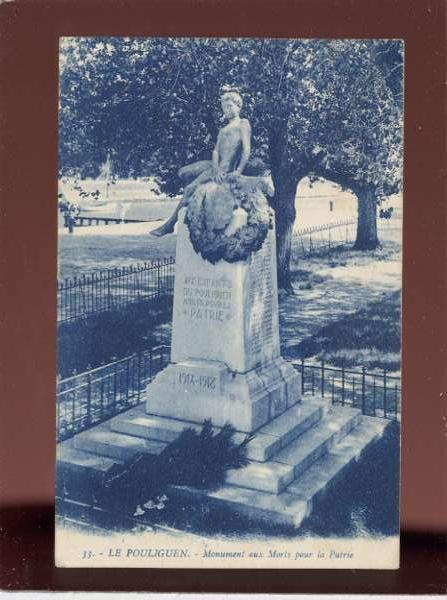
[[283, 290, 401, 371], [57, 296, 173, 378], [299, 420, 400, 538]]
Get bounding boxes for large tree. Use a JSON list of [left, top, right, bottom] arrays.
[[59, 37, 402, 290]]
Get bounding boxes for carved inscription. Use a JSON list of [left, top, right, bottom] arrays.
[[181, 276, 233, 322], [248, 237, 274, 356], [174, 369, 220, 394]]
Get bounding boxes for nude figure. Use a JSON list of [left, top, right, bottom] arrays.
[[151, 88, 251, 237]]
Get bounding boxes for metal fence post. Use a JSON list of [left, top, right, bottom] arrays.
[[341, 365, 345, 406], [321, 360, 325, 398], [383, 369, 388, 418], [126, 357, 131, 403], [373, 376, 377, 416], [113, 361, 118, 412], [361, 366, 366, 414], [86, 374, 92, 426], [301, 359, 305, 395], [137, 351, 142, 401], [157, 259, 161, 297]]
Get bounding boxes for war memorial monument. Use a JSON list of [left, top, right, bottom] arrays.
[[57, 88, 390, 539]]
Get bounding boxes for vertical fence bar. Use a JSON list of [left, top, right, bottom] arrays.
[[361, 366, 366, 415], [301, 359, 305, 395], [311, 369, 315, 396], [125, 357, 131, 404], [71, 389, 75, 435], [373, 376, 377, 416], [137, 351, 142, 401], [113, 361, 118, 414], [331, 375, 335, 405], [86, 374, 92, 427], [341, 365, 345, 406], [100, 376, 104, 420], [383, 370, 388, 418], [321, 361, 325, 398]]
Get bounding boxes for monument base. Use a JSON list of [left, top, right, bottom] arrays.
[[144, 357, 301, 433]]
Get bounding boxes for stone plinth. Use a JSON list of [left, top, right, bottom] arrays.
[[144, 208, 301, 432], [171, 209, 279, 372]]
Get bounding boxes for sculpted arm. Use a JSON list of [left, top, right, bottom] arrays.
[[235, 120, 251, 175]]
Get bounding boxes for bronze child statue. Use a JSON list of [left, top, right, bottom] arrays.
[[151, 87, 251, 237]]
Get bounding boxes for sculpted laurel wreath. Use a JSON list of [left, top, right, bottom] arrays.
[[185, 175, 274, 264]]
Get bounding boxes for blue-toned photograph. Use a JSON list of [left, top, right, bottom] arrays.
[[55, 37, 402, 568]]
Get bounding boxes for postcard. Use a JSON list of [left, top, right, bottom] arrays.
[[55, 36, 402, 568]]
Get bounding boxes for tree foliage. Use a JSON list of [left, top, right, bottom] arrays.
[[59, 37, 403, 287]]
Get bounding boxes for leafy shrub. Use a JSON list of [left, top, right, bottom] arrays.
[[98, 420, 254, 516]]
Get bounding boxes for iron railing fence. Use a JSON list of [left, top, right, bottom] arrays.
[[57, 257, 175, 323], [57, 350, 400, 443], [291, 219, 357, 259], [75, 215, 146, 226], [57, 221, 362, 323], [56, 345, 170, 442], [293, 359, 400, 420]]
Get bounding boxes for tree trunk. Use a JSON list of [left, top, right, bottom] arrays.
[[270, 174, 299, 294], [354, 185, 379, 250], [268, 123, 303, 293]]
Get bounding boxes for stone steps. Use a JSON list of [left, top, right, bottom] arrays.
[[285, 415, 389, 499], [56, 399, 391, 529], [225, 406, 360, 494], [73, 422, 168, 461], [57, 438, 123, 475], [175, 415, 390, 528], [273, 406, 362, 478], [109, 400, 322, 462]]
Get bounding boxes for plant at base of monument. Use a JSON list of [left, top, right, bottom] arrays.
[[98, 420, 254, 518]]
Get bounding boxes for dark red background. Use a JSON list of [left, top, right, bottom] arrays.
[[0, 0, 446, 592]]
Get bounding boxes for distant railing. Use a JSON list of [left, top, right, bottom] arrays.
[[291, 219, 357, 258], [56, 345, 170, 442], [293, 359, 400, 420], [57, 221, 359, 322], [57, 257, 175, 323], [76, 216, 147, 226]]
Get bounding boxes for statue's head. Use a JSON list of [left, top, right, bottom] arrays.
[[220, 86, 243, 118]]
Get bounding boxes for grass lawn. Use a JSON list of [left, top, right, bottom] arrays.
[[58, 229, 176, 279], [285, 290, 401, 372], [280, 240, 402, 372], [58, 239, 402, 376], [58, 297, 172, 378]]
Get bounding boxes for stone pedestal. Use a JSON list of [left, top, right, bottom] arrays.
[[144, 209, 301, 432]]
